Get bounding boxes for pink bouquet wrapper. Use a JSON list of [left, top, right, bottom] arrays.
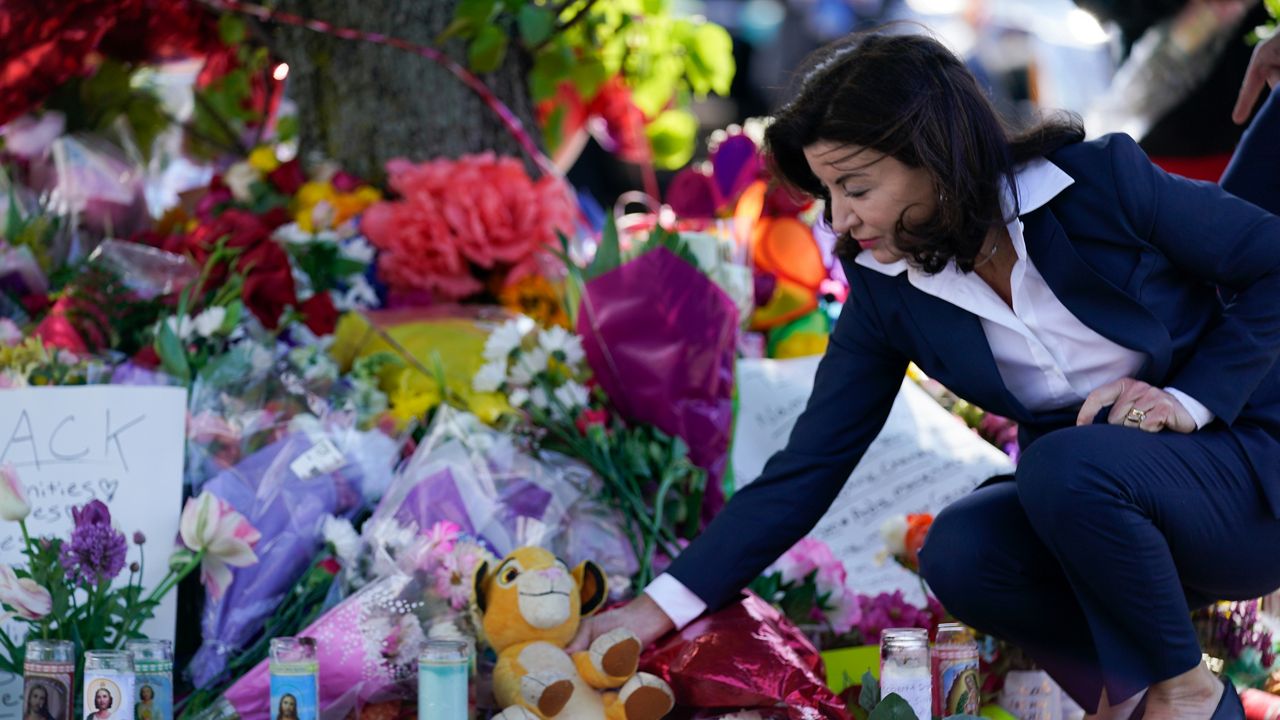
[[577, 247, 739, 519], [223, 572, 456, 720]]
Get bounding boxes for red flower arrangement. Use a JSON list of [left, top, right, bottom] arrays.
[[361, 153, 576, 303]]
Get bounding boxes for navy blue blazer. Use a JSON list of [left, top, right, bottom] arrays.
[[668, 133, 1280, 611]]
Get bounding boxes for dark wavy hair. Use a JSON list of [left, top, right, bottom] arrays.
[[765, 30, 1085, 273]]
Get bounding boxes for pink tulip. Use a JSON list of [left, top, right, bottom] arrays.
[[0, 464, 31, 522], [179, 491, 261, 599], [0, 565, 51, 620]]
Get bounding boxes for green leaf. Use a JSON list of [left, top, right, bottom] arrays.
[[684, 22, 736, 96], [645, 108, 698, 170], [518, 5, 556, 47], [868, 694, 919, 720], [859, 671, 881, 712], [586, 214, 621, 279], [436, 17, 474, 43], [469, 25, 510, 73], [455, 0, 499, 32], [218, 14, 246, 46], [154, 322, 191, 384], [569, 56, 608, 100], [276, 114, 299, 144]]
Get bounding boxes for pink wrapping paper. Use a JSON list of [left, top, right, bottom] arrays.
[[576, 247, 738, 519], [640, 592, 851, 720], [223, 573, 456, 720]]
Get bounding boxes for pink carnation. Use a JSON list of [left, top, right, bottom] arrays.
[[362, 154, 576, 301], [771, 537, 848, 596]]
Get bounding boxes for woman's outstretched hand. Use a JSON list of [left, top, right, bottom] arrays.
[[567, 592, 676, 653], [1076, 378, 1197, 433]]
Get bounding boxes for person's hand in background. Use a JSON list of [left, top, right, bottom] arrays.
[[1234, 31, 1280, 124]]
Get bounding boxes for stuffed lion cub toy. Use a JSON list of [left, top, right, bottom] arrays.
[[473, 547, 675, 720]]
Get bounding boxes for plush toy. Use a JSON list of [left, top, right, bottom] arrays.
[[473, 547, 676, 720]]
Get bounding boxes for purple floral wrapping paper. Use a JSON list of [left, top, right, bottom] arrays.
[[576, 247, 740, 519], [188, 433, 355, 687]]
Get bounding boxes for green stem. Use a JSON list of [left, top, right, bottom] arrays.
[[19, 520, 34, 557]]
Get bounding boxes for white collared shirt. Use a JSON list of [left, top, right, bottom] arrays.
[[644, 157, 1213, 630]]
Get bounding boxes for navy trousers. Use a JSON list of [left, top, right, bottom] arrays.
[[919, 424, 1280, 712]]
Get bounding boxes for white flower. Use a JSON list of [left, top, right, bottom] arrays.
[[529, 385, 550, 410], [0, 465, 30, 521], [471, 361, 507, 393], [0, 565, 50, 620], [272, 222, 340, 246], [340, 237, 376, 265], [322, 515, 361, 568], [164, 314, 194, 341], [224, 162, 259, 202], [310, 200, 336, 231], [483, 320, 527, 363], [538, 326, 585, 367], [245, 342, 275, 373], [192, 306, 227, 338], [553, 381, 589, 411], [508, 347, 549, 386], [880, 515, 908, 557], [338, 276, 379, 311], [508, 388, 530, 408]]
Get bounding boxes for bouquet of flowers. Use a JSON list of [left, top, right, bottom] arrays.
[[472, 317, 704, 591], [359, 404, 638, 598], [879, 513, 934, 575], [562, 221, 738, 522], [204, 528, 490, 720], [749, 538, 861, 639], [0, 464, 260, 677], [134, 145, 381, 338], [360, 153, 576, 306]]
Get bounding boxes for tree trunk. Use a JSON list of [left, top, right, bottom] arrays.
[[261, 0, 541, 182]]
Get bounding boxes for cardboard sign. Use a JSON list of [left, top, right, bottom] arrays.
[[734, 356, 1015, 604], [0, 385, 186, 720]]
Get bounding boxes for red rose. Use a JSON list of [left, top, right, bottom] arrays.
[[298, 293, 338, 336], [131, 344, 160, 369], [318, 557, 341, 575], [266, 158, 305, 196], [574, 407, 609, 435]]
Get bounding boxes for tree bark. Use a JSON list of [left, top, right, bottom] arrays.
[[261, 0, 541, 182]]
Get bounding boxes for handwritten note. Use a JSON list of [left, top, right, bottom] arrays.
[[0, 385, 185, 717], [733, 356, 1014, 604]]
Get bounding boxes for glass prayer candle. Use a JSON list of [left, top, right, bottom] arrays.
[[24, 640, 75, 720], [126, 640, 172, 720], [83, 651, 135, 720], [933, 623, 980, 717], [269, 638, 319, 720], [880, 628, 931, 720], [418, 640, 469, 720]]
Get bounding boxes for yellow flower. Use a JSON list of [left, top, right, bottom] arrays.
[[499, 275, 569, 329], [247, 146, 280, 173]]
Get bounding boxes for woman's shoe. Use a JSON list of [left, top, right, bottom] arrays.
[[1211, 678, 1244, 720]]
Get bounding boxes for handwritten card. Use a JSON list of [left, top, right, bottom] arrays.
[[0, 385, 186, 719], [733, 356, 1014, 604]]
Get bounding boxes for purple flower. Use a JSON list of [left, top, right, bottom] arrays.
[[133, 531, 146, 545], [60, 501, 127, 585], [73, 500, 112, 528]]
